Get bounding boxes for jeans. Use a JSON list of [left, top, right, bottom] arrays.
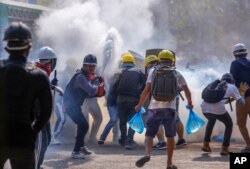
[[100, 106, 119, 141], [65, 106, 89, 152], [203, 112, 233, 147], [0, 146, 35, 169], [118, 102, 137, 144]]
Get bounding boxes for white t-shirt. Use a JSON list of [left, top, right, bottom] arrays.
[[201, 84, 241, 115], [147, 68, 187, 110]]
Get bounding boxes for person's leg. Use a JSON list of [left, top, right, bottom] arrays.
[[52, 101, 66, 140], [216, 112, 233, 155], [99, 106, 118, 143], [36, 123, 51, 169], [88, 99, 103, 142], [118, 102, 127, 145], [237, 97, 250, 152], [153, 125, 167, 150], [125, 102, 139, 149], [66, 107, 89, 154], [175, 116, 187, 147], [202, 113, 216, 152], [162, 109, 176, 168], [135, 109, 160, 167], [10, 147, 35, 169]]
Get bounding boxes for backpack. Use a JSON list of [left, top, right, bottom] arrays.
[[151, 66, 178, 102], [202, 79, 227, 103], [116, 69, 145, 98]]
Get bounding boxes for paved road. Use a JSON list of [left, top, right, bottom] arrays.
[[32, 142, 244, 169]]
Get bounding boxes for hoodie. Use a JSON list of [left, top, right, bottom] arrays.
[[230, 57, 250, 88]]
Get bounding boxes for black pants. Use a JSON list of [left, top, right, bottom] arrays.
[[203, 112, 233, 147], [65, 106, 89, 152], [0, 146, 35, 169], [117, 101, 137, 144]]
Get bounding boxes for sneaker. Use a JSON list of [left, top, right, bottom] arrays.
[[241, 146, 250, 153], [50, 138, 60, 145], [201, 142, 211, 153], [125, 143, 134, 150], [135, 156, 150, 167], [98, 139, 105, 145], [152, 142, 167, 150], [176, 138, 187, 148], [118, 139, 125, 146], [80, 146, 92, 155], [70, 151, 85, 159], [220, 146, 230, 156]]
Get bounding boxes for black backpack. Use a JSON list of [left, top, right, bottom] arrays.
[[151, 66, 178, 102], [202, 79, 227, 103]]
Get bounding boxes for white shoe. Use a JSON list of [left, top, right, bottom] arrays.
[[70, 151, 85, 159], [50, 138, 60, 145]]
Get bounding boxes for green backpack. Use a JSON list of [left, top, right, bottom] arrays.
[[151, 66, 178, 102]]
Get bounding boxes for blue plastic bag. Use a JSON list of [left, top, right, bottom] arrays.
[[186, 106, 205, 135], [129, 108, 145, 134]]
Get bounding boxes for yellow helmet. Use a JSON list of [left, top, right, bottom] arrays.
[[145, 55, 159, 67], [121, 52, 135, 64], [158, 49, 175, 62]]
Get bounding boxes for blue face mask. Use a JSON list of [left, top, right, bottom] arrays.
[[122, 63, 135, 69]]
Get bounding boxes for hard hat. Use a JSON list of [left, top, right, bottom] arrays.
[[158, 49, 175, 62], [83, 54, 97, 66], [145, 55, 159, 67], [221, 73, 235, 84], [233, 43, 247, 56], [38, 46, 57, 71], [121, 52, 135, 64], [37, 46, 57, 60], [3, 22, 32, 50]]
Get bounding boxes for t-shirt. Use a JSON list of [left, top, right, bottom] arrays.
[[201, 84, 241, 115], [147, 68, 187, 109]]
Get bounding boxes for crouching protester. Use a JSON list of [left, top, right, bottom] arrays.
[[63, 54, 105, 159], [201, 73, 248, 155], [135, 49, 193, 169]]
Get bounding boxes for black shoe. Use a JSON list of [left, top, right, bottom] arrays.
[[118, 139, 125, 146], [80, 146, 92, 155], [135, 156, 150, 167], [176, 139, 187, 148], [98, 139, 105, 145], [166, 165, 178, 169], [152, 142, 167, 150]]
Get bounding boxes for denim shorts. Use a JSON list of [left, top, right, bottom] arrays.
[[146, 108, 176, 138]]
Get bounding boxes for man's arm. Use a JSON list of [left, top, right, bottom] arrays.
[[32, 74, 53, 132], [135, 83, 151, 112], [182, 85, 193, 109]]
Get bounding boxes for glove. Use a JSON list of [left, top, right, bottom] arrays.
[[239, 82, 249, 96], [96, 83, 105, 97], [54, 86, 64, 96], [51, 77, 58, 86], [91, 76, 104, 85]]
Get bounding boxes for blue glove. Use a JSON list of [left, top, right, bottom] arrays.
[[51, 77, 58, 86]]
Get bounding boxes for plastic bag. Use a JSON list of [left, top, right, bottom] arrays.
[[186, 106, 205, 135], [129, 108, 145, 134]]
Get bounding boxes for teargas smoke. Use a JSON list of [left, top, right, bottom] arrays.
[[35, 0, 250, 143]]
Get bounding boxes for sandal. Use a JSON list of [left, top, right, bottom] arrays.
[[135, 156, 150, 168]]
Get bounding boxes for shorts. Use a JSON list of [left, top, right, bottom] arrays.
[[146, 108, 176, 138]]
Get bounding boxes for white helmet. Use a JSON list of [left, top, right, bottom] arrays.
[[233, 43, 247, 56], [37, 46, 57, 71], [37, 46, 57, 60]]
